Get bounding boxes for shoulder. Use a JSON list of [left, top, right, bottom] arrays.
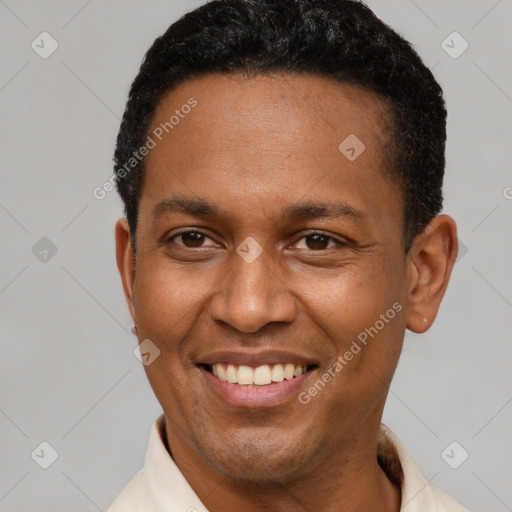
[[427, 484, 473, 512], [106, 469, 156, 512]]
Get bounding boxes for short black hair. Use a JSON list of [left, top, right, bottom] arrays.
[[114, 0, 446, 252]]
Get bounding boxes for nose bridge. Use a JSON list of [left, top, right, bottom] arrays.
[[209, 246, 295, 333]]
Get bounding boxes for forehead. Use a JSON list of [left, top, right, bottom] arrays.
[[140, 73, 400, 230], [148, 72, 391, 155]]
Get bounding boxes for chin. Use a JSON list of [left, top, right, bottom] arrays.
[[195, 428, 313, 482]]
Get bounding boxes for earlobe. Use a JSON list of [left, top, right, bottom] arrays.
[[115, 218, 136, 320], [406, 215, 458, 333]]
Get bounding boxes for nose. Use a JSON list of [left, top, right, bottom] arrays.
[[208, 249, 296, 333]]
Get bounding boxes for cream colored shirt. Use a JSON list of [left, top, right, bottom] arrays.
[[107, 414, 471, 512]]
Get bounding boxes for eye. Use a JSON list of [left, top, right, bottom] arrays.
[[169, 230, 217, 248], [293, 233, 343, 251]]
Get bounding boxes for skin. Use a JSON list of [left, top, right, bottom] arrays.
[[116, 73, 458, 511]]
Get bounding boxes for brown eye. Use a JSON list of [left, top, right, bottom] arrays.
[[305, 234, 330, 250], [294, 233, 340, 251], [171, 231, 214, 248]]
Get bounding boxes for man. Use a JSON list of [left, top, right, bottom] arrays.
[[109, 0, 470, 510]]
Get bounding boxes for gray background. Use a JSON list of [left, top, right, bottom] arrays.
[[1, 0, 511, 510]]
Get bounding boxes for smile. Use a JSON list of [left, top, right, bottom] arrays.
[[205, 363, 311, 386], [199, 361, 318, 407]]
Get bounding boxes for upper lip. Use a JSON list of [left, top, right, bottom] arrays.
[[197, 349, 320, 367]]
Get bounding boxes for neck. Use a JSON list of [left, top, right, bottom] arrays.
[[164, 419, 401, 512]]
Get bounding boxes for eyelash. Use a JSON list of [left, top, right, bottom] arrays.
[[167, 229, 346, 251]]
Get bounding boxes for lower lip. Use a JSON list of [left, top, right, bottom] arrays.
[[199, 366, 314, 408]]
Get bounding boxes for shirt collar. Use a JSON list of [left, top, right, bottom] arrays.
[[144, 414, 210, 512], [378, 423, 441, 510]]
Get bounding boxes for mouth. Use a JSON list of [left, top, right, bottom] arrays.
[[200, 362, 317, 386], [198, 361, 319, 407]]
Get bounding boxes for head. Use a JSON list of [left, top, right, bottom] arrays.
[[115, 0, 457, 484]]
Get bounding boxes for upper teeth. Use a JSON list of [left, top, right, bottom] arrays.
[[211, 363, 307, 386]]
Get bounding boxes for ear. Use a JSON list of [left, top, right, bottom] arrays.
[[406, 215, 458, 333], [115, 218, 136, 320]]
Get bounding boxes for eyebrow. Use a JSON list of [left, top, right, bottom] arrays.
[[152, 197, 222, 219], [282, 201, 363, 221], [151, 197, 363, 222]]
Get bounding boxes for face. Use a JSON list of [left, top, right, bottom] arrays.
[[118, 74, 419, 482]]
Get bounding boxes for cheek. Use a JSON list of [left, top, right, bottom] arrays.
[[132, 259, 211, 425], [303, 258, 406, 381], [308, 258, 403, 328], [133, 257, 216, 342]]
